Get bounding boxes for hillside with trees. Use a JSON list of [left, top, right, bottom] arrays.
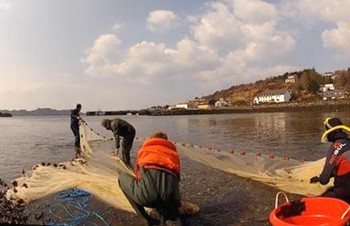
[[204, 68, 350, 106]]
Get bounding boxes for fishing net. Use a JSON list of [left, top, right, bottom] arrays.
[[6, 120, 134, 212], [178, 144, 331, 196], [5, 119, 330, 213]]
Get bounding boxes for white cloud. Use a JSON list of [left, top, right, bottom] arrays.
[[82, 0, 297, 91], [322, 21, 350, 58], [111, 23, 122, 32], [168, 38, 220, 71], [280, 0, 350, 60], [147, 10, 180, 32], [190, 1, 242, 49], [83, 38, 221, 84], [280, 0, 350, 24], [233, 0, 278, 24], [190, 0, 295, 58], [0, 1, 11, 11], [81, 34, 120, 65]]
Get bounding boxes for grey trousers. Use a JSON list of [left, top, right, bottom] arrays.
[[119, 168, 180, 224]]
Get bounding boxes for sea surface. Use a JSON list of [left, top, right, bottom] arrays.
[[1, 111, 349, 183]]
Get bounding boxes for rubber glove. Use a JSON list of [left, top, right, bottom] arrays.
[[309, 176, 320, 184]]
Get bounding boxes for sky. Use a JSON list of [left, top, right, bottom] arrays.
[[0, 0, 349, 111]]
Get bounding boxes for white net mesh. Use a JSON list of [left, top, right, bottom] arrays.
[[6, 121, 134, 212], [178, 144, 330, 196], [5, 120, 331, 212]]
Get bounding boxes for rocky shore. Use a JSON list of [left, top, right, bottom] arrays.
[[85, 100, 350, 117]]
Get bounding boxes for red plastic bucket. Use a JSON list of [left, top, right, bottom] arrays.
[[270, 192, 350, 226]]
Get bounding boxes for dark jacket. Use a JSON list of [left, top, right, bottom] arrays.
[[109, 118, 135, 149], [319, 132, 350, 194], [70, 109, 80, 128]]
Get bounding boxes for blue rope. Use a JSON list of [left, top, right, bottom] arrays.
[[47, 188, 111, 226]]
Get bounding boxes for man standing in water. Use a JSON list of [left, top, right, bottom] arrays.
[[310, 117, 350, 203], [70, 103, 82, 150], [101, 118, 136, 168], [118, 132, 182, 226]]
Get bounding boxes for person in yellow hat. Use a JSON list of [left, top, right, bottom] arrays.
[[310, 117, 350, 202]]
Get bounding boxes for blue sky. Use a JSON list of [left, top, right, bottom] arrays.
[[0, 0, 349, 111]]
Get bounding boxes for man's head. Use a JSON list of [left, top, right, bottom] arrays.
[[322, 117, 344, 142], [150, 132, 168, 140], [324, 117, 343, 130], [76, 104, 82, 111], [101, 119, 111, 130]]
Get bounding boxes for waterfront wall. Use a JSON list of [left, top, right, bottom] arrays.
[[86, 100, 350, 116]]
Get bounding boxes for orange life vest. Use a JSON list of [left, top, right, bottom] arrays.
[[135, 138, 180, 180]]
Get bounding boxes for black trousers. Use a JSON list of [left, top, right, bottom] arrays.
[[70, 124, 80, 148], [121, 131, 135, 166], [321, 186, 350, 203]]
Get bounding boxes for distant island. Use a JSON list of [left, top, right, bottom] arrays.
[[0, 112, 12, 117], [0, 108, 71, 116]]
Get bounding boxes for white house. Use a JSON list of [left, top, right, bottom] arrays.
[[285, 75, 296, 83], [215, 98, 229, 108], [254, 90, 291, 104], [169, 103, 188, 109], [319, 84, 335, 92]]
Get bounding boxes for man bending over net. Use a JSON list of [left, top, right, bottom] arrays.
[[118, 132, 182, 226], [101, 118, 136, 168]]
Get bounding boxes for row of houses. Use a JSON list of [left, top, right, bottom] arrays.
[[169, 98, 230, 110], [254, 90, 346, 105], [169, 83, 346, 109], [284, 71, 337, 84], [253, 84, 345, 104]]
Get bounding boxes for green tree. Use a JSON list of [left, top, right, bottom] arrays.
[[307, 80, 320, 93]]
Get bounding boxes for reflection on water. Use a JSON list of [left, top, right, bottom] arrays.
[[0, 111, 349, 182]]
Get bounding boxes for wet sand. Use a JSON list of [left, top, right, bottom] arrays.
[[22, 156, 303, 226]]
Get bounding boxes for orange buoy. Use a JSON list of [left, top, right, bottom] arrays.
[[270, 192, 350, 226]]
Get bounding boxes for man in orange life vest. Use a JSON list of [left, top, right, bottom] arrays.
[[118, 132, 182, 226], [310, 117, 350, 202]]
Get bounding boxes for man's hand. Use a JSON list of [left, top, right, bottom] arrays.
[[309, 176, 320, 184], [114, 148, 120, 155]]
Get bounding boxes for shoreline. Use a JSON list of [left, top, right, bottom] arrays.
[[3, 100, 350, 117], [85, 100, 350, 116]]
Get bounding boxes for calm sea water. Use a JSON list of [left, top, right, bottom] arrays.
[[1, 111, 349, 182]]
